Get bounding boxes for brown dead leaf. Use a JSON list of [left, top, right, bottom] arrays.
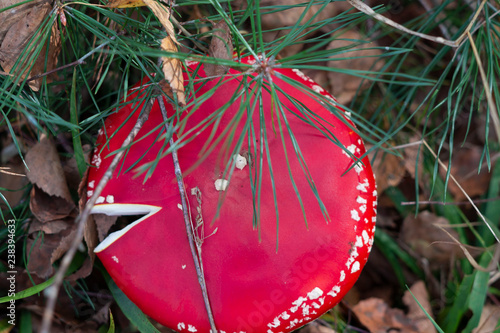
[[0, 0, 61, 90], [441, 146, 492, 201], [400, 211, 464, 267], [403, 281, 437, 333], [94, 214, 118, 242], [327, 30, 384, 105], [106, 0, 145, 7], [0, 158, 28, 208], [25, 135, 73, 202], [160, 36, 185, 105], [26, 224, 76, 279], [352, 298, 420, 333], [30, 185, 75, 222], [142, 0, 177, 42], [204, 20, 233, 77], [28, 218, 71, 234], [298, 322, 337, 333], [369, 151, 406, 194], [473, 304, 500, 333]]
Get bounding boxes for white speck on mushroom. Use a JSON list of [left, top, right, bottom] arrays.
[[182, 265, 186, 269], [96, 196, 105, 204], [354, 163, 363, 174], [214, 179, 229, 191], [268, 317, 280, 328], [106, 195, 114, 203], [187, 325, 197, 332], [307, 287, 323, 300], [373, 189, 378, 196], [112, 256, 119, 263], [357, 196, 367, 204], [177, 323, 186, 331], [312, 85, 324, 94], [327, 285, 341, 298], [359, 204, 367, 213], [342, 144, 358, 157], [234, 154, 248, 170], [355, 236, 363, 248], [177, 203, 183, 210], [362, 230, 369, 244], [340, 270, 346, 282], [281, 311, 290, 320], [372, 216, 377, 223], [357, 178, 370, 192], [87, 190, 94, 198], [350, 209, 360, 222], [88, 180, 95, 188], [290, 296, 307, 313], [301, 303, 310, 316], [92, 153, 102, 168], [351, 261, 360, 273], [98, 128, 104, 136]]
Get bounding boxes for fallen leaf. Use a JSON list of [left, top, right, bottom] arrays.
[[29, 185, 75, 222], [352, 298, 420, 333], [142, 0, 177, 42], [204, 20, 233, 77], [0, 0, 61, 90], [28, 218, 71, 234], [400, 211, 464, 267], [327, 30, 384, 105], [473, 304, 500, 333], [0, 158, 28, 209], [298, 322, 337, 333], [26, 224, 76, 279], [25, 135, 73, 203], [94, 214, 118, 242], [106, 0, 145, 7], [403, 281, 437, 333], [369, 150, 406, 194], [160, 36, 185, 105], [441, 146, 492, 201]]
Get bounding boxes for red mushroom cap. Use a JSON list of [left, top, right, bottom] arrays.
[[88, 56, 377, 332]]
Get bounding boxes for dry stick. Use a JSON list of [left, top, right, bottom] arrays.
[[156, 95, 218, 332], [346, 0, 487, 47], [40, 99, 154, 333], [26, 33, 123, 83], [467, 30, 500, 145], [422, 140, 500, 244], [401, 196, 500, 207]]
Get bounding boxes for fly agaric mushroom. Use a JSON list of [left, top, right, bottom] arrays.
[[88, 56, 377, 332]]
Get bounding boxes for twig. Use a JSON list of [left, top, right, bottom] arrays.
[[170, 15, 208, 53], [402, 196, 500, 206], [422, 140, 500, 244], [467, 30, 500, 145], [26, 32, 124, 83], [40, 98, 154, 333], [156, 95, 218, 332], [346, 0, 487, 47]]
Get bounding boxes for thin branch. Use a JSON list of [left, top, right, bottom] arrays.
[[171, 15, 208, 53], [26, 32, 123, 83], [467, 30, 500, 145], [401, 196, 500, 206], [423, 140, 500, 244], [347, 0, 487, 47], [40, 98, 154, 333], [156, 94, 218, 332]]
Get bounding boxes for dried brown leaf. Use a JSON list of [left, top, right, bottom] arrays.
[[369, 151, 406, 194], [403, 281, 437, 333], [204, 20, 233, 77], [0, 1, 61, 90], [25, 135, 73, 203], [28, 218, 71, 234], [142, 0, 177, 42], [352, 298, 420, 333], [298, 322, 337, 333], [327, 30, 383, 105], [400, 211, 464, 267], [0, 158, 28, 208], [160, 36, 185, 105], [473, 304, 500, 333], [30, 185, 75, 222], [94, 214, 118, 242], [106, 0, 145, 7]]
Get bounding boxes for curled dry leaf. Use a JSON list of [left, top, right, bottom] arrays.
[[369, 150, 406, 194], [106, 0, 146, 7], [0, 0, 61, 90], [400, 211, 464, 267], [25, 135, 73, 202], [204, 20, 233, 77], [327, 30, 384, 105], [472, 304, 500, 333], [352, 298, 420, 333], [403, 281, 437, 333], [160, 36, 185, 105]]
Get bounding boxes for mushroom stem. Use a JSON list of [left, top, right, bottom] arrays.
[[156, 95, 218, 332], [41, 98, 154, 333]]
